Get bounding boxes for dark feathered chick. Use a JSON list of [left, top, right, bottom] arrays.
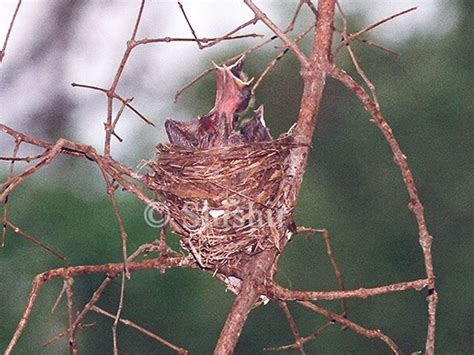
[[239, 105, 272, 143], [164, 118, 199, 149]]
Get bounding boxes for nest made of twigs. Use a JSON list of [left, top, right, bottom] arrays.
[[145, 137, 298, 270]]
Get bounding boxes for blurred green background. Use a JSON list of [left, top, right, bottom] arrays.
[[0, 1, 472, 354]]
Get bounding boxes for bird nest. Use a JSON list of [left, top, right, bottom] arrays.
[[145, 137, 297, 270]]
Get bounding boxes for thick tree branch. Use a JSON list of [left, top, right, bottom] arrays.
[[213, 1, 337, 353], [214, 250, 276, 354]]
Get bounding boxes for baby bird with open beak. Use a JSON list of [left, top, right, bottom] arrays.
[[165, 56, 252, 149]]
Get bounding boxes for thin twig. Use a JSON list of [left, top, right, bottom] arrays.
[[0, 138, 96, 202], [244, 0, 309, 67], [174, 2, 309, 103], [133, 33, 262, 46], [2, 219, 66, 261], [277, 301, 305, 354], [106, 181, 130, 277], [42, 323, 96, 348], [0, 152, 49, 162], [2, 139, 20, 247], [173, 38, 270, 102], [264, 319, 337, 352], [178, 1, 258, 50], [337, 2, 379, 107], [299, 320, 336, 346], [92, 306, 189, 354], [347, 45, 379, 107], [286, 1, 306, 33], [71, 83, 154, 127], [110, 97, 134, 143], [0, 0, 22, 62], [51, 280, 68, 315], [112, 273, 126, 355], [104, 0, 146, 156], [298, 301, 403, 354], [64, 278, 77, 354], [253, 23, 315, 93], [353, 7, 417, 39], [297, 227, 347, 316], [335, 5, 417, 54]]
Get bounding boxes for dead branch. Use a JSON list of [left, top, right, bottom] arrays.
[[104, 0, 146, 157], [253, 23, 315, 93], [71, 83, 154, 127], [296, 227, 347, 314], [264, 319, 336, 352], [335, 6, 417, 54]]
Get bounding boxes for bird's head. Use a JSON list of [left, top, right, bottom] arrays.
[[213, 56, 253, 125]]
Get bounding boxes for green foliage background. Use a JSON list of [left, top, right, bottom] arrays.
[[1, 1, 472, 354]]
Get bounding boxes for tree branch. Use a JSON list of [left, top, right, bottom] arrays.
[[243, 0, 309, 67], [213, 1, 337, 352], [298, 301, 403, 354], [4, 256, 195, 355], [328, 64, 437, 354], [268, 279, 429, 301], [0, 0, 22, 62], [214, 250, 276, 354]]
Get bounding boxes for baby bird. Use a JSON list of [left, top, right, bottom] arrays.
[[164, 118, 199, 149], [165, 56, 252, 149], [239, 105, 272, 143]]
